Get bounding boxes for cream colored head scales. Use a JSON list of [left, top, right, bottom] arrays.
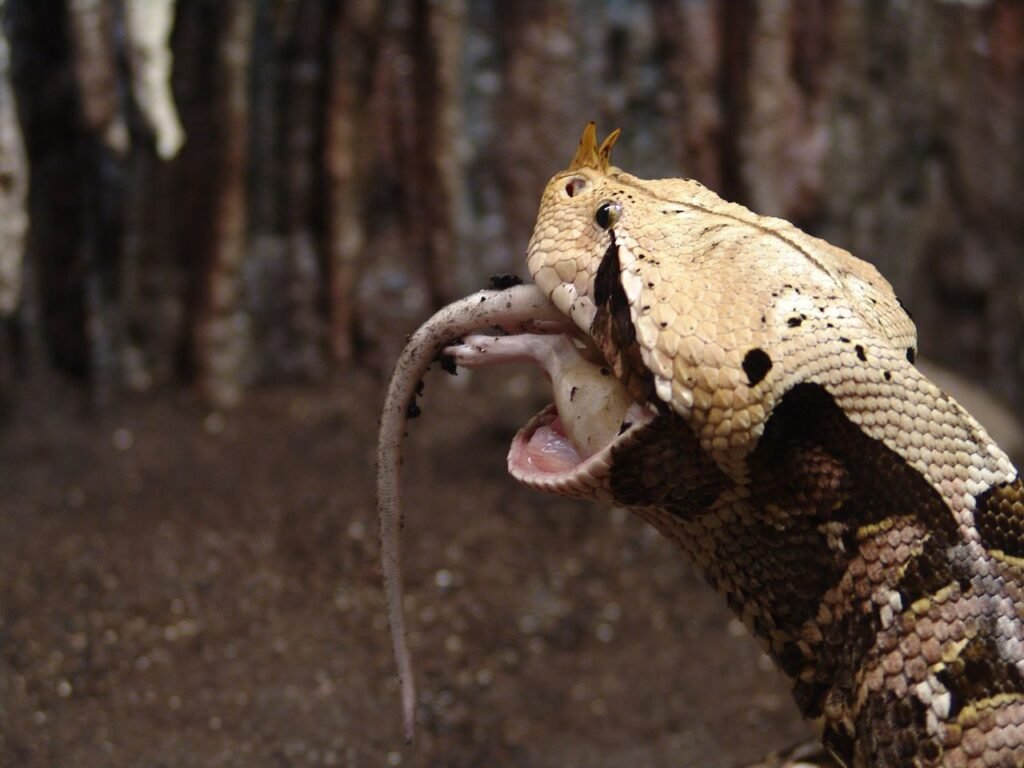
[[525, 125, 1006, 488]]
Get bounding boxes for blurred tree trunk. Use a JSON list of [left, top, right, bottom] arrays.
[[0, 4, 27, 317], [409, 0, 464, 308], [67, 0, 128, 155], [0, 0, 28, 409], [8, 0, 91, 381], [118, 0, 186, 391], [191, 0, 253, 407], [324, 0, 380, 363], [0, 0, 1021, 414], [280, 0, 328, 379], [66, 0, 127, 407]]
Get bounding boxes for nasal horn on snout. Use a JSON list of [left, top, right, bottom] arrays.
[[567, 122, 621, 173]]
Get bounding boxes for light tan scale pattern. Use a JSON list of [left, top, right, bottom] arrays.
[[517, 126, 1024, 767], [529, 163, 1014, 499]]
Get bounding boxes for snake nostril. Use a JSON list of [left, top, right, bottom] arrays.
[[565, 177, 587, 197]]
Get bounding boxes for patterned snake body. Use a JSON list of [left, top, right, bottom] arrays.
[[377, 125, 1024, 766]]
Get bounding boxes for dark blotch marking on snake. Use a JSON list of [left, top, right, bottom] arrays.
[[742, 348, 773, 386]]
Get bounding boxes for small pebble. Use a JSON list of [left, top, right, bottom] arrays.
[[346, 521, 365, 541], [204, 412, 227, 435], [112, 428, 134, 451], [434, 569, 454, 589]]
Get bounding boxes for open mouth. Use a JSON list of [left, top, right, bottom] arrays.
[[444, 329, 655, 500], [511, 405, 581, 474]]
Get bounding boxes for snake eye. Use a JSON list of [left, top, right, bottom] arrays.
[[595, 201, 622, 229]]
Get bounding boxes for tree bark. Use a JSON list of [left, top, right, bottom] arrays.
[[66, 0, 128, 155], [193, 0, 254, 407], [1, 0, 1022, 415], [0, 5, 28, 317], [409, 0, 464, 307], [280, 0, 328, 379], [0, 0, 29, 406], [324, 0, 380, 363]]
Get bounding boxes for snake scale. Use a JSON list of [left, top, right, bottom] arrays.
[[377, 124, 1024, 767]]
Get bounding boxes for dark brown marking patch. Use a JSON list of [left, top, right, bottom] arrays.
[[934, 633, 1024, 718], [975, 478, 1024, 559], [593, 238, 621, 308], [742, 348, 773, 386], [592, 239, 636, 359], [607, 413, 729, 520], [745, 383, 963, 721], [591, 233, 654, 404], [851, 690, 929, 766]]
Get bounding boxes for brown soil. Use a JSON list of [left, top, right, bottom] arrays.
[[0, 367, 811, 767]]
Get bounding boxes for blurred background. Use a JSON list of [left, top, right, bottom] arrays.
[[1, 1, 1022, 766]]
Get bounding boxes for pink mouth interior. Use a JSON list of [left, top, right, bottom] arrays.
[[445, 331, 654, 486], [507, 405, 595, 482], [515, 413, 582, 474]]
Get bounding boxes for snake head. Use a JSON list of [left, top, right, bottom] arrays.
[[527, 124, 921, 474]]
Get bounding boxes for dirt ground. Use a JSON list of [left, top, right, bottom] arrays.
[[1, 366, 813, 768]]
